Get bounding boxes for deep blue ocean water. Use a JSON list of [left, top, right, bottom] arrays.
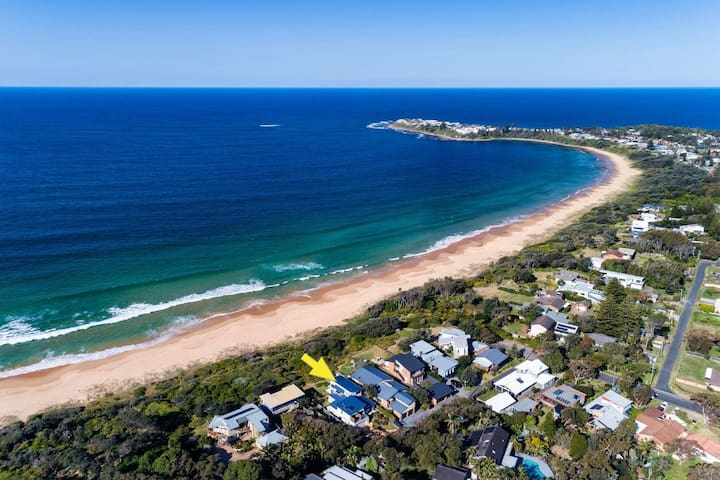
[[1, 88, 719, 376]]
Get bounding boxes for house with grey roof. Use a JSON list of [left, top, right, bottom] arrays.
[[503, 397, 538, 415], [350, 365, 392, 386], [432, 464, 471, 480], [585, 332, 617, 347], [208, 403, 271, 441], [584, 389, 633, 431], [469, 424, 518, 468], [540, 385, 586, 411], [421, 350, 459, 378], [375, 379, 417, 420], [409, 340, 437, 357], [427, 382, 455, 405], [473, 348, 509, 371]]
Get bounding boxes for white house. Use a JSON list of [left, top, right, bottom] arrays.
[[327, 395, 375, 427], [493, 359, 555, 398], [529, 315, 555, 337], [484, 392, 516, 413], [208, 403, 271, 441], [558, 280, 606, 304], [677, 224, 705, 236], [437, 328, 471, 357], [631, 220, 650, 235], [600, 270, 645, 290]]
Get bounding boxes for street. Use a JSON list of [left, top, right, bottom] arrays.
[[652, 259, 712, 413]]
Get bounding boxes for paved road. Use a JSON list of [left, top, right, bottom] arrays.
[[652, 259, 711, 413]]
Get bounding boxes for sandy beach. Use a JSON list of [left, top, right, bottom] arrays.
[[0, 143, 640, 423]]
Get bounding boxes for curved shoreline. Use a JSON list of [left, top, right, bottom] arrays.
[[0, 141, 640, 423]]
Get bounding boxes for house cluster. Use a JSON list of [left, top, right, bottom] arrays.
[[528, 283, 584, 341], [632, 405, 720, 462], [485, 358, 555, 414], [325, 327, 487, 427], [207, 383, 305, 449]]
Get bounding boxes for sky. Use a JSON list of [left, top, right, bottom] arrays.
[[1, 0, 719, 87]]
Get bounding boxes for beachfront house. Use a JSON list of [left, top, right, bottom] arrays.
[[382, 353, 426, 386], [437, 328, 471, 357], [328, 375, 362, 399], [600, 270, 645, 290], [350, 365, 392, 387], [327, 395, 375, 427], [208, 403, 271, 442], [584, 389, 633, 431], [259, 384, 305, 416], [493, 359, 555, 398], [473, 348, 509, 371]]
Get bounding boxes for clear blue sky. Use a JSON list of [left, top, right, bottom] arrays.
[[1, 0, 718, 87]]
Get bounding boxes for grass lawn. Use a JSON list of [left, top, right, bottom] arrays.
[[692, 310, 720, 328], [704, 288, 720, 299], [503, 320, 527, 337], [677, 352, 713, 384], [665, 459, 701, 480], [479, 390, 500, 401]]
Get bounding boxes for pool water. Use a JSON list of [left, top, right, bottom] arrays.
[[521, 458, 546, 479]]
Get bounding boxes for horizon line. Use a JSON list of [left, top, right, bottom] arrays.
[[1, 85, 720, 90]]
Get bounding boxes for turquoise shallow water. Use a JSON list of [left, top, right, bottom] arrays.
[[0, 88, 642, 375]]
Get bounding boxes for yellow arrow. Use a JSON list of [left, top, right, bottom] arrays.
[[301, 353, 336, 381]]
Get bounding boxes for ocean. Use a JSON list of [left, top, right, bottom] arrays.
[[1, 88, 719, 376]]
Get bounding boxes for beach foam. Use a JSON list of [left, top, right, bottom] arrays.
[[0, 280, 275, 347], [270, 262, 324, 272], [0, 316, 202, 378]]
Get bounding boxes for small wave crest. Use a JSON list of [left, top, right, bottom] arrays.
[[270, 262, 324, 273], [0, 316, 202, 378], [402, 217, 525, 259], [0, 280, 274, 347]]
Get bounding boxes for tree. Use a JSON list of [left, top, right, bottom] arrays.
[[540, 412, 557, 441], [569, 432, 588, 460], [632, 384, 653, 406], [223, 460, 263, 480]]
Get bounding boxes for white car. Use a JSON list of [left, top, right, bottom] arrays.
[[660, 402, 669, 410]]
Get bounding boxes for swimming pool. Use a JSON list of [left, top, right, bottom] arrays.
[[521, 457, 546, 479]]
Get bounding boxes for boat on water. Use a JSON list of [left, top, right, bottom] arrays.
[[259, 124, 280, 128]]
